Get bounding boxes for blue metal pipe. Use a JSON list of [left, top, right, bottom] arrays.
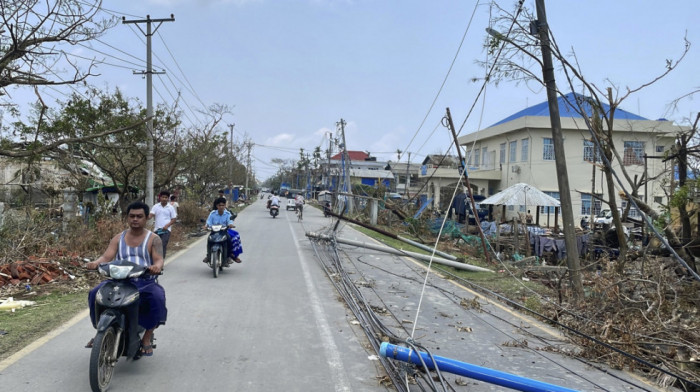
[[380, 342, 578, 392]]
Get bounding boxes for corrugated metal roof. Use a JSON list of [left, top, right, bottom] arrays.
[[490, 92, 648, 127]]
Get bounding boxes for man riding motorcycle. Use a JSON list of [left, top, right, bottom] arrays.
[[203, 197, 243, 265], [86, 201, 167, 358], [267, 193, 280, 209]]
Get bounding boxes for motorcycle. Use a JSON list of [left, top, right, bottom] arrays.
[[269, 204, 279, 218], [323, 201, 332, 217], [206, 224, 231, 278], [89, 260, 158, 392], [266, 199, 280, 218]]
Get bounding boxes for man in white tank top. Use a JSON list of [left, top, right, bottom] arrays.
[[87, 201, 167, 357]]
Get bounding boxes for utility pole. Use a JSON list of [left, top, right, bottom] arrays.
[[245, 140, 252, 200], [326, 132, 332, 190], [305, 153, 311, 198], [534, 0, 583, 297], [123, 14, 175, 206], [446, 108, 490, 263], [338, 119, 353, 213], [404, 152, 411, 197], [228, 123, 235, 185]]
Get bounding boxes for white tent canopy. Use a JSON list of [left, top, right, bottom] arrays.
[[480, 183, 560, 207]]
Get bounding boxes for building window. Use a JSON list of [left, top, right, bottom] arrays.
[[580, 193, 602, 216], [521, 138, 529, 162], [473, 149, 480, 168], [509, 140, 517, 162], [583, 140, 603, 162], [543, 138, 555, 160], [656, 145, 664, 153], [482, 147, 487, 166], [621, 200, 641, 218], [623, 141, 645, 165], [654, 196, 663, 204], [539, 191, 560, 214], [500, 143, 506, 164]]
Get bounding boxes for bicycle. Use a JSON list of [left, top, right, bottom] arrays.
[[296, 204, 303, 222]]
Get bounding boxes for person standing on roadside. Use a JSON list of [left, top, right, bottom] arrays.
[[150, 190, 177, 259], [169, 194, 179, 216]]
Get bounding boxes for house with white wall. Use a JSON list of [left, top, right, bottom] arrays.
[[321, 151, 395, 191], [455, 92, 685, 223]]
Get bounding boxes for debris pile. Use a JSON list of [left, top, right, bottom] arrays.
[[0, 257, 79, 287]]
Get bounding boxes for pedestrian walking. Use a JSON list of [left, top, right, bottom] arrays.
[[149, 190, 177, 259]]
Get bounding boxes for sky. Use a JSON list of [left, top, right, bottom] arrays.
[[5, 0, 699, 181]]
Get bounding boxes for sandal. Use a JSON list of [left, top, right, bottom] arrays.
[[139, 344, 154, 357], [85, 337, 94, 348]]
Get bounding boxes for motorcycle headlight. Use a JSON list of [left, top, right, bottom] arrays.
[[109, 264, 134, 279]]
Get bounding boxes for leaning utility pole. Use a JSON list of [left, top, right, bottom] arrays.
[[534, 0, 583, 297], [337, 119, 353, 213], [122, 14, 175, 206], [446, 108, 490, 263]]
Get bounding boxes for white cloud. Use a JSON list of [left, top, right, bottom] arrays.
[[266, 133, 294, 145]]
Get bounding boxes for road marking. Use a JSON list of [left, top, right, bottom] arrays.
[[288, 219, 352, 392]]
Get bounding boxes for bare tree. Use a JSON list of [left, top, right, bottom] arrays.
[[0, 0, 115, 94], [0, 1, 125, 158]]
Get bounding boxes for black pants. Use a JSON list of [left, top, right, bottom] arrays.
[[158, 231, 171, 259]]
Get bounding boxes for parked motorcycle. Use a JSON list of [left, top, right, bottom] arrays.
[[206, 224, 231, 278], [89, 260, 158, 392], [323, 201, 332, 217]]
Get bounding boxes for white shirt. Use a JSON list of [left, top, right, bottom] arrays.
[[270, 196, 280, 206], [295, 195, 304, 205], [151, 203, 177, 232]]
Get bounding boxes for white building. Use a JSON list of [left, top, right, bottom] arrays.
[[454, 92, 685, 223]]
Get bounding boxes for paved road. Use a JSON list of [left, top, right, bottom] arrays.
[[0, 198, 388, 391], [0, 196, 668, 391]]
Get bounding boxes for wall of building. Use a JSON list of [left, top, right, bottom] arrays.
[[461, 116, 680, 224]]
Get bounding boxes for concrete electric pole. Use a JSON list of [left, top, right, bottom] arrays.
[[337, 119, 353, 213], [122, 14, 175, 206], [228, 123, 235, 184], [534, 0, 583, 297]]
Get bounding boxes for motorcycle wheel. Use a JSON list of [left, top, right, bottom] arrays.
[[89, 326, 117, 392], [211, 249, 220, 278]]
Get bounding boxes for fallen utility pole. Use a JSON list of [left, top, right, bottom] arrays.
[[306, 232, 492, 273], [325, 209, 457, 261]]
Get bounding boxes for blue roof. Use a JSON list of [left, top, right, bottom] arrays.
[[490, 92, 648, 127]]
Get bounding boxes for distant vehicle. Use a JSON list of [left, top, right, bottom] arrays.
[[286, 199, 297, 211], [594, 208, 620, 226], [386, 192, 403, 200]]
